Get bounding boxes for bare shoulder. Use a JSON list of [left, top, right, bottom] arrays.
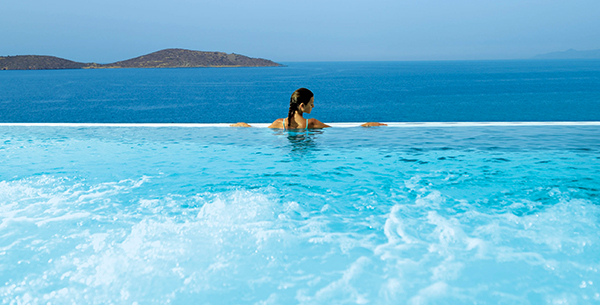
[[268, 118, 284, 129], [308, 118, 331, 128]]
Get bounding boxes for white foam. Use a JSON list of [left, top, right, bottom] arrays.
[[0, 121, 599, 128]]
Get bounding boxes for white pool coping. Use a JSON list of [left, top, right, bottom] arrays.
[[0, 122, 599, 128]]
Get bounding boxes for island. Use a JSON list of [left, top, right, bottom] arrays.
[[0, 49, 283, 70], [533, 48, 600, 60]]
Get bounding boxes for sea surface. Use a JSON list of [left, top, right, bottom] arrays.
[[1, 61, 600, 304], [1, 60, 600, 123]]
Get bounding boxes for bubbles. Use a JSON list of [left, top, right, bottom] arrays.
[[372, 190, 600, 303], [1, 176, 353, 303]]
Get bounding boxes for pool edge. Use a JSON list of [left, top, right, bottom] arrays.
[[1, 122, 600, 128]]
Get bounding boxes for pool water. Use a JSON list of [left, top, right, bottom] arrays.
[[1, 125, 599, 304]]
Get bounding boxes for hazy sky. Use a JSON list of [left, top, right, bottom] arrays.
[[2, 0, 599, 62]]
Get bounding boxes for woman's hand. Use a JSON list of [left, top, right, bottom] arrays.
[[230, 122, 252, 127], [360, 122, 387, 127]]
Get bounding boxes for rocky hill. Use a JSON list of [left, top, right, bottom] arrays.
[[0, 55, 89, 70], [104, 49, 281, 68], [0, 49, 282, 70]]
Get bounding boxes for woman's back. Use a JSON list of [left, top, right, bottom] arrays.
[[269, 117, 329, 129]]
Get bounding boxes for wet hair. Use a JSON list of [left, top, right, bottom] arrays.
[[287, 88, 314, 128]]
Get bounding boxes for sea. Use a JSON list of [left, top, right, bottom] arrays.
[[1, 60, 600, 123], [1, 60, 599, 304]]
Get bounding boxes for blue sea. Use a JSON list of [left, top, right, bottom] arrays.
[[1, 60, 600, 123], [1, 61, 600, 304]]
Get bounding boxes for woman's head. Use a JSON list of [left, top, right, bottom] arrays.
[[287, 88, 314, 127]]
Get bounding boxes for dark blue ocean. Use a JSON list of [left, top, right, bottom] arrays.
[[1, 60, 600, 123]]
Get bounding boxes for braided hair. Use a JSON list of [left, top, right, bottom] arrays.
[[287, 88, 314, 128]]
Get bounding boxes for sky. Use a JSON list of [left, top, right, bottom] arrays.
[[2, 0, 599, 63]]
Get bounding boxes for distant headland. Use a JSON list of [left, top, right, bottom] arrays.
[[0, 49, 283, 70], [533, 48, 600, 60]]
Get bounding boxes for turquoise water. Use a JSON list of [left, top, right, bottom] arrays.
[[1, 125, 599, 304]]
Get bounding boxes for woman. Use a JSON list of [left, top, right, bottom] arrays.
[[268, 87, 329, 129], [230, 88, 386, 128]]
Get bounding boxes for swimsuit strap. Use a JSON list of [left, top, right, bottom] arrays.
[[282, 118, 308, 130]]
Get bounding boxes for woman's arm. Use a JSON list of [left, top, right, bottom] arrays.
[[230, 122, 252, 127], [308, 119, 331, 128], [361, 122, 387, 127]]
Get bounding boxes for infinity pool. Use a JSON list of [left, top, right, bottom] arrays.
[[1, 124, 599, 304]]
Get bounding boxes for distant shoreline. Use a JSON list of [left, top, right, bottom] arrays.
[[0, 48, 283, 71], [4, 56, 600, 71], [533, 48, 600, 60]]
